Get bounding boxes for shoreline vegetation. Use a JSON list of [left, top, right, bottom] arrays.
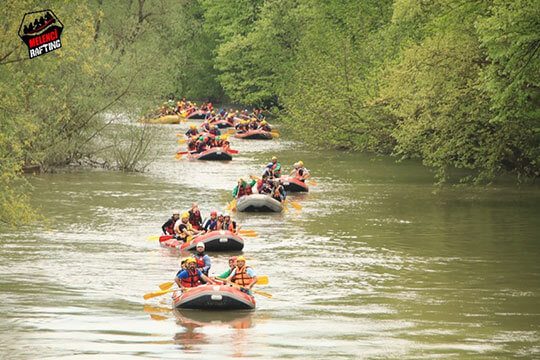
[[1, 1, 538, 225]]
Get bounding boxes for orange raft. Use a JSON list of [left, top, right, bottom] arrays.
[[159, 230, 244, 251], [279, 176, 309, 192], [172, 285, 256, 310], [234, 129, 273, 140], [187, 147, 234, 161]]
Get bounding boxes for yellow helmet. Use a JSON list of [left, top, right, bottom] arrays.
[[189, 123, 196, 129], [181, 212, 190, 219], [185, 257, 196, 264], [298, 161, 304, 167], [261, 120, 267, 125], [236, 255, 246, 262], [271, 156, 277, 161]]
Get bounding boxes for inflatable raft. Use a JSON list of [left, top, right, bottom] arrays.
[[236, 194, 283, 212], [213, 119, 235, 128], [188, 147, 233, 161], [140, 114, 182, 124], [172, 285, 256, 310], [234, 130, 273, 140], [158, 230, 244, 251], [186, 110, 209, 120], [279, 176, 309, 192]]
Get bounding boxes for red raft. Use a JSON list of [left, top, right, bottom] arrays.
[[234, 130, 273, 140], [186, 110, 209, 120], [172, 285, 256, 310], [159, 230, 244, 251], [187, 147, 235, 161], [212, 119, 235, 128], [279, 176, 309, 192]]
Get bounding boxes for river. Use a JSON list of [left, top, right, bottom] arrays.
[[1, 122, 539, 359]]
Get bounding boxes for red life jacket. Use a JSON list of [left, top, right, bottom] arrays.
[[180, 268, 201, 288], [232, 266, 253, 287], [237, 184, 252, 197], [194, 253, 206, 269]]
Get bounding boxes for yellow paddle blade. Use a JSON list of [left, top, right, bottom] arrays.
[[144, 304, 171, 314], [175, 153, 183, 160], [307, 180, 317, 186], [256, 275, 268, 285], [159, 281, 175, 290], [270, 131, 280, 138], [221, 133, 230, 140], [177, 139, 187, 144], [147, 235, 159, 241], [227, 199, 237, 212], [239, 229, 256, 233], [253, 289, 272, 298], [241, 232, 257, 237], [150, 314, 168, 321], [290, 201, 302, 210], [227, 128, 236, 134], [143, 288, 174, 300]]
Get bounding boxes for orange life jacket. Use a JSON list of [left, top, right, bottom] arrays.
[[232, 266, 253, 287], [180, 268, 201, 288]]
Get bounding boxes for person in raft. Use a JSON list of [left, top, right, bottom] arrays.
[[226, 256, 258, 294], [162, 210, 180, 236], [232, 177, 256, 198], [221, 214, 239, 233], [175, 257, 215, 291], [185, 124, 199, 137], [269, 156, 282, 178], [216, 256, 237, 280], [193, 242, 212, 277], [174, 212, 200, 242], [271, 180, 287, 202], [290, 161, 310, 181], [202, 210, 218, 232], [188, 202, 203, 230], [258, 120, 272, 132], [207, 124, 221, 137]]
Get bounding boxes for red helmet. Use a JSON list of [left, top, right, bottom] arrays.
[[210, 210, 217, 216]]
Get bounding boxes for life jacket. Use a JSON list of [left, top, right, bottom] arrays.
[[237, 184, 252, 198], [222, 221, 235, 232], [180, 268, 201, 288], [194, 253, 207, 273], [232, 266, 253, 286]]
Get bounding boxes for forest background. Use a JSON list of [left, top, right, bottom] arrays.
[[1, 0, 538, 225]]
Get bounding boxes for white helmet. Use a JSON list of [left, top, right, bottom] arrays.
[[196, 242, 205, 249]]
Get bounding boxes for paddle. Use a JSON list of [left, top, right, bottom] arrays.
[[239, 229, 257, 234], [146, 282, 272, 300], [177, 138, 187, 144], [285, 199, 302, 210], [158, 275, 269, 291], [226, 128, 236, 134], [270, 131, 280, 138], [307, 179, 317, 186], [175, 151, 189, 159], [147, 234, 175, 241], [220, 280, 273, 299], [227, 149, 239, 154], [226, 198, 237, 212]]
